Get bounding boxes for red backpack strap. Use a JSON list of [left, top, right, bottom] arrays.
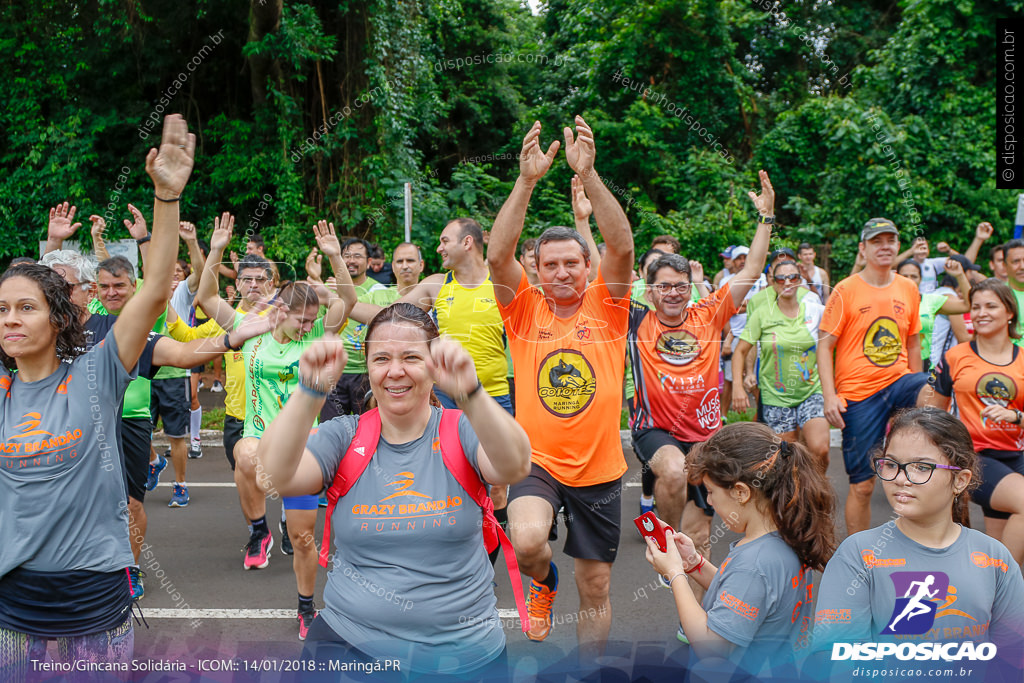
[[438, 410, 529, 633], [319, 409, 382, 568]]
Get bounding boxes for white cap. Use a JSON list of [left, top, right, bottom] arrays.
[[731, 246, 750, 258]]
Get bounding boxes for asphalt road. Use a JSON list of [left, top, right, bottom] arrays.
[[94, 389, 985, 682]]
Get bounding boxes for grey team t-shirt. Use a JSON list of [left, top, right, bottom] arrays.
[[0, 333, 135, 578], [701, 531, 813, 675], [306, 407, 503, 674], [813, 522, 1024, 654]]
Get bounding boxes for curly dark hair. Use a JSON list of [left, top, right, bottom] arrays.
[[0, 263, 86, 371], [688, 422, 838, 571]]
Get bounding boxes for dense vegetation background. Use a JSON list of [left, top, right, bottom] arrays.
[[2, 0, 1019, 276]]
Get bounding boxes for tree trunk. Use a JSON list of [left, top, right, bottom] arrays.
[[247, 0, 283, 108]]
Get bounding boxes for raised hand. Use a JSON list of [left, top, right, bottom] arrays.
[[936, 242, 951, 254], [297, 335, 348, 394], [944, 257, 964, 278], [688, 260, 704, 286], [123, 203, 148, 239], [235, 297, 287, 342], [229, 250, 239, 268], [427, 335, 480, 401], [571, 174, 592, 221], [210, 212, 234, 252], [48, 202, 81, 240], [313, 220, 341, 259], [224, 284, 237, 304], [563, 115, 596, 177], [976, 222, 994, 242], [89, 215, 106, 240], [145, 114, 196, 199], [747, 169, 775, 217], [519, 121, 560, 184], [179, 221, 198, 242], [305, 246, 323, 282]]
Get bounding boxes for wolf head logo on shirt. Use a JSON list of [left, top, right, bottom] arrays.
[[537, 350, 597, 417], [863, 317, 902, 367]]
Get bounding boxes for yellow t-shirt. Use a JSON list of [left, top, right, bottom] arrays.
[[434, 272, 509, 397], [167, 314, 246, 420]]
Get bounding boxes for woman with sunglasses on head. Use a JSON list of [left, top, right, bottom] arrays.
[[809, 408, 1024, 681], [256, 304, 531, 680], [922, 279, 1024, 564], [731, 259, 829, 469]]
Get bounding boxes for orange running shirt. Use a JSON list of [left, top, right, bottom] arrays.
[[930, 342, 1024, 453], [498, 270, 629, 487], [628, 283, 737, 442], [820, 274, 921, 403]]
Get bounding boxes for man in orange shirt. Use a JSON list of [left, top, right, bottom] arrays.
[[820, 218, 928, 534], [628, 171, 774, 564], [488, 116, 633, 655]]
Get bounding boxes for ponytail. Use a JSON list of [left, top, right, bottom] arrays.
[[689, 423, 838, 571]]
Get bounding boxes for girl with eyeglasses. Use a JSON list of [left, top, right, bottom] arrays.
[[923, 279, 1024, 564], [810, 408, 1024, 680], [731, 260, 830, 469], [645, 422, 837, 681]]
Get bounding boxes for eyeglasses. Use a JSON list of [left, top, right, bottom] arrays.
[[651, 282, 692, 294], [774, 273, 801, 283], [873, 457, 962, 485], [238, 276, 270, 283], [342, 253, 367, 260]]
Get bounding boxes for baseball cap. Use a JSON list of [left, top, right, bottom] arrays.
[[861, 218, 899, 241], [769, 247, 797, 263], [731, 246, 750, 259], [947, 253, 981, 272], [720, 245, 736, 258]]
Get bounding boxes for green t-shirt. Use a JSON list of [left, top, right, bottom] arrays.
[[1014, 289, 1024, 348], [746, 284, 813, 319], [342, 279, 396, 374], [240, 312, 327, 438], [740, 297, 824, 407], [918, 292, 948, 363]]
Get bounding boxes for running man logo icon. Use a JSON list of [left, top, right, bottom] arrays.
[[882, 571, 950, 635]]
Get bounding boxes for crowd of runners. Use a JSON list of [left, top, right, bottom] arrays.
[[1, 114, 1024, 681]]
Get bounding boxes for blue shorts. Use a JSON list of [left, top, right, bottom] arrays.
[[283, 495, 320, 511], [840, 373, 928, 484]]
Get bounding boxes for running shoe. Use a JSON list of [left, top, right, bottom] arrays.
[[297, 608, 318, 641], [187, 444, 203, 459], [525, 562, 558, 641], [211, 380, 224, 393], [169, 483, 189, 507], [243, 530, 273, 570], [280, 520, 294, 556], [197, 379, 206, 391], [127, 566, 146, 601], [318, 493, 328, 508], [640, 499, 655, 516], [677, 623, 690, 644], [145, 452, 168, 491]]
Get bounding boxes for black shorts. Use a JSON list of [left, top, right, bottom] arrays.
[[223, 414, 244, 470], [151, 377, 189, 437], [120, 417, 152, 503], [509, 463, 621, 563], [320, 373, 370, 422], [632, 428, 714, 517], [975, 449, 1024, 519]]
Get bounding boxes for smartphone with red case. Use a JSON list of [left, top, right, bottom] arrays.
[[634, 512, 673, 552]]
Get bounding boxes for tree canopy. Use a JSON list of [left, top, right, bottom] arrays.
[[2, 0, 1018, 275]]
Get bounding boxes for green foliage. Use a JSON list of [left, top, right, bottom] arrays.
[[0, 0, 1013, 283]]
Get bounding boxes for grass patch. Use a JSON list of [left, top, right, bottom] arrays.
[[201, 407, 226, 430]]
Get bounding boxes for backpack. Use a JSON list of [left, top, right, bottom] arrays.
[[319, 407, 528, 632]]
